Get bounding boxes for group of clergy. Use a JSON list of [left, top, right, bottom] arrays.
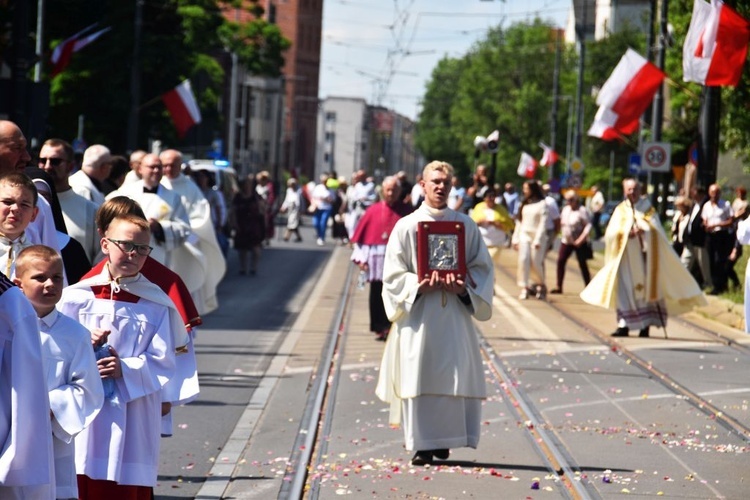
[[41, 140, 226, 314]]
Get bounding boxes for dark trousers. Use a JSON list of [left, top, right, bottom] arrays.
[[592, 212, 603, 239], [706, 230, 734, 292], [555, 242, 591, 290], [369, 280, 390, 333]]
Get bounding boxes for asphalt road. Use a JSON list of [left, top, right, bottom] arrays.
[[155, 225, 332, 499]]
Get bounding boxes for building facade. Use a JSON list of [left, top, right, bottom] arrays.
[[316, 98, 422, 183]]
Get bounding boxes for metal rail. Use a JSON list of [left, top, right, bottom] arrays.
[[281, 262, 356, 499], [479, 337, 600, 500], [494, 263, 750, 444]]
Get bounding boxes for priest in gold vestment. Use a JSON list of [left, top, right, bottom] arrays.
[[580, 179, 706, 337]]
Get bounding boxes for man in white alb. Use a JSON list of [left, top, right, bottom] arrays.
[[376, 160, 494, 466], [69, 144, 111, 206], [159, 149, 225, 314]]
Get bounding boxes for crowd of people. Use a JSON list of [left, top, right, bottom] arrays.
[[0, 119, 237, 498], [2, 112, 749, 494]]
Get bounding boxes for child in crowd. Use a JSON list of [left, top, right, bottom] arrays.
[[14, 245, 103, 499], [0, 172, 40, 278], [59, 214, 182, 498]]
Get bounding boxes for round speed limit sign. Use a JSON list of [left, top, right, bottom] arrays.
[[642, 142, 671, 172]]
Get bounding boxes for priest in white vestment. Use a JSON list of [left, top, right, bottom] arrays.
[[376, 161, 494, 466], [160, 149, 225, 314], [580, 178, 706, 337], [69, 145, 110, 206], [107, 154, 207, 301]]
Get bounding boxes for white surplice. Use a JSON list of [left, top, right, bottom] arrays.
[[108, 181, 206, 298], [59, 274, 178, 487], [161, 174, 226, 315], [375, 203, 494, 451], [40, 309, 104, 499], [69, 170, 105, 206], [0, 278, 55, 499], [58, 189, 101, 262]]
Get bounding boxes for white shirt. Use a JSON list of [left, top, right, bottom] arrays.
[[40, 309, 103, 499], [701, 199, 733, 232]]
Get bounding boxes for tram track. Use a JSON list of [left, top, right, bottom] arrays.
[[285, 263, 605, 499], [493, 260, 750, 445]]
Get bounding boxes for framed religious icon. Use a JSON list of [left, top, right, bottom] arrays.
[[416, 221, 466, 280]]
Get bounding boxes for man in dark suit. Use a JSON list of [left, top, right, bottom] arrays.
[[681, 185, 711, 288]]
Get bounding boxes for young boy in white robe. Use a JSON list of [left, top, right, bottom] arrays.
[[0, 172, 40, 278], [14, 245, 104, 500], [59, 214, 177, 498]]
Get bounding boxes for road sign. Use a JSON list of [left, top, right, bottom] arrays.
[[628, 153, 641, 175], [641, 142, 671, 172], [569, 157, 584, 174], [568, 173, 582, 188]]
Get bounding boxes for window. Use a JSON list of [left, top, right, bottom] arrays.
[[263, 140, 270, 163], [265, 96, 273, 120], [325, 112, 336, 122]]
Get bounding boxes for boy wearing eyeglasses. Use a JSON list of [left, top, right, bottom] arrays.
[[58, 214, 187, 498], [14, 245, 104, 499], [0, 172, 40, 278]]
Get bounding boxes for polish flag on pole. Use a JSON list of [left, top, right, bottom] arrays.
[[517, 152, 538, 179], [683, 0, 750, 87], [587, 48, 665, 141], [50, 24, 111, 77], [538, 142, 559, 167], [162, 80, 202, 138]]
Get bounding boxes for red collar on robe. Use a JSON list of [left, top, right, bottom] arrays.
[[90, 283, 141, 303], [83, 256, 202, 329], [350, 201, 413, 246]]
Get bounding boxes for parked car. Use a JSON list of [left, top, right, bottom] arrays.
[[186, 159, 240, 207]]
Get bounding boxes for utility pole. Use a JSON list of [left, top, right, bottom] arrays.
[[126, 0, 144, 152], [650, 0, 669, 213], [573, 0, 588, 159], [698, 88, 720, 187], [549, 30, 561, 181]]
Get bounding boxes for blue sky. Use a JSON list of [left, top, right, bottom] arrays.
[[319, 0, 571, 120]]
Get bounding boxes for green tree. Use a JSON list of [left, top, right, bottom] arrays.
[[414, 57, 468, 179], [42, 0, 288, 153]]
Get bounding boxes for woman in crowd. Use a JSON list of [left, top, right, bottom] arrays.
[[232, 176, 266, 275], [550, 191, 592, 294], [511, 180, 548, 299], [470, 186, 514, 268], [280, 177, 304, 242]]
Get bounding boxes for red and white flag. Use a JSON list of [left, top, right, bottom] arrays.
[[538, 142, 559, 167], [683, 0, 750, 87], [162, 80, 202, 138], [50, 24, 111, 77], [587, 48, 665, 141], [517, 152, 538, 179]]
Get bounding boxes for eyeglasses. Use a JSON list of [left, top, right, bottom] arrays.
[[106, 238, 153, 256], [38, 157, 65, 167]]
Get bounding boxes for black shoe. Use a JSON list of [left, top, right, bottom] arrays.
[[411, 451, 433, 466], [549, 288, 562, 294], [639, 327, 650, 338], [432, 449, 450, 460], [611, 327, 629, 337]]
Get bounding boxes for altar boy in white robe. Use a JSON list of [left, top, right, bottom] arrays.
[[376, 161, 494, 466], [14, 245, 103, 499], [59, 214, 178, 497], [108, 154, 207, 307]]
